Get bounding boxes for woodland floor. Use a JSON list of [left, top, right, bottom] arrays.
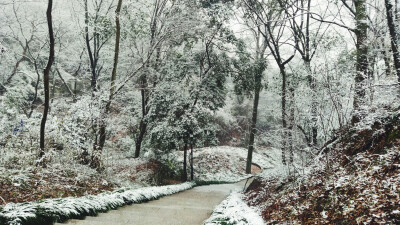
[[244, 110, 400, 224], [0, 159, 162, 205]]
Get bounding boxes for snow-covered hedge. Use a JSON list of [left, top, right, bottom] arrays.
[[203, 192, 265, 225], [0, 182, 194, 225]]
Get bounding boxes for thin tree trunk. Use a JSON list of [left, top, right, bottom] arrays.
[[182, 143, 188, 182], [84, 0, 97, 93], [97, 0, 123, 154], [382, 36, 392, 77], [304, 0, 318, 148], [246, 73, 261, 174], [134, 1, 163, 158], [56, 68, 74, 97], [305, 61, 318, 147], [51, 68, 56, 103], [38, 0, 55, 165], [87, 0, 123, 169], [288, 87, 295, 164], [352, 0, 369, 124], [135, 120, 147, 158], [190, 144, 194, 181], [385, 0, 400, 82], [28, 60, 41, 118], [281, 66, 287, 165]]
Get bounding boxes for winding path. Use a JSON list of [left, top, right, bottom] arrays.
[[56, 179, 252, 225]]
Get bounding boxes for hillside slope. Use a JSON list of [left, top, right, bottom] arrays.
[[245, 111, 400, 224]]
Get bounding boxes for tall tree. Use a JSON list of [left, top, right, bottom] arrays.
[[351, 0, 369, 124], [134, 0, 169, 158], [278, 0, 323, 148], [233, 26, 267, 174], [385, 0, 400, 81], [94, 0, 123, 167], [38, 0, 55, 164], [83, 0, 113, 93], [243, 0, 295, 165], [245, 56, 266, 174], [311, 0, 370, 124]]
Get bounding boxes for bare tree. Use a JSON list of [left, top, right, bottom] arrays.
[[243, 0, 296, 165], [95, 0, 123, 166], [134, 0, 169, 158], [38, 0, 55, 165]]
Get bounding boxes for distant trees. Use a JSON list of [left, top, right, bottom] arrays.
[[2, 0, 400, 178]]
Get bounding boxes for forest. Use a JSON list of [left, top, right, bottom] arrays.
[[1, 0, 400, 224]]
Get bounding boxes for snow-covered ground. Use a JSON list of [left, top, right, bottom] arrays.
[[203, 192, 266, 225], [169, 146, 278, 182]]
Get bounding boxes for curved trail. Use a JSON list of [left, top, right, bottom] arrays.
[[56, 179, 252, 225]]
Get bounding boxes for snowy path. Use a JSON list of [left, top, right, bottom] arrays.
[[56, 179, 252, 225]]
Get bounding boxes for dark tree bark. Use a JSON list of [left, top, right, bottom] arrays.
[[182, 143, 188, 182], [38, 0, 55, 164], [246, 70, 262, 174], [190, 144, 194, 181], [280, 66, 288, 165], [97, 0, 123, 155], [56, 68, 74, 97], [351, 0, 369, 124], [288, 86, 295, 163], [28, 57, 41, 118], [135, 93, 148, 158], [135, 0, 167, 158], [248, 1, 295, 166], [84, 0, 97, 93], [86, 0, 124, 170], [385, 0, 400, 82], [278, 0, 319, 148]]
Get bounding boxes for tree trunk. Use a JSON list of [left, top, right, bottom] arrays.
[[246, 73, 261, 174], [382, 36, 392, 77], [84, 0, 97, 93], [281, 66, 287, 165], [385, 0, 400, 82], [51, 69, 56, 103], [288, 87, 295, 164], [304, 0, 318, 148], [305, 60, 318, 147], [182, 143, 188, 182], [135, 120, 147, 158], [38, 0, 55, 165], [352, 0, 369, 124], [97, 0, 123, 154], [190, 144, 194, 181], [28, 60, 41, 118]]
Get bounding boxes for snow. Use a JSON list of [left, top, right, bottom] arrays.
[[169, 146, 276, 182], [203, 192, 266, 225], [0, 182, 194, 225]]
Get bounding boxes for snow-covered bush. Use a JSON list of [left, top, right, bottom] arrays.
[[203, 192, 265, 225]]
